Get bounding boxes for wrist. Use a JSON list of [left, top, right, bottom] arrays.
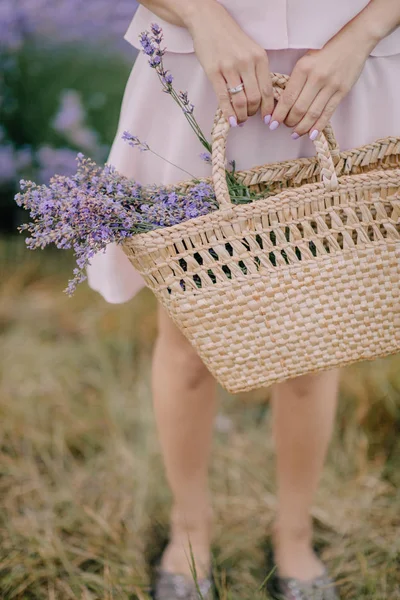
[[341, 5, 400, 55], [181, 0, 223, 33], [336, 18, 382, 56], [353, 18, 389, 49]]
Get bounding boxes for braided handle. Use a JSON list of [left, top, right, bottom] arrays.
[[211, 72, 339, 208]]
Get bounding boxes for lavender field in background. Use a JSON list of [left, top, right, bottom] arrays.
[[1, 0, 139, 231], [0, 0, 138, 54]]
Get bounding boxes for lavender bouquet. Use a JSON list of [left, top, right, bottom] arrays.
[[16, 24, 261, 295]]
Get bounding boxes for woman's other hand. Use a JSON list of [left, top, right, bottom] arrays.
[[183, 1, 274, 127], [270, 13, 383, 140]]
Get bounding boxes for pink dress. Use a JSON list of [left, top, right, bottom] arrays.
[[87, 0, 400, 303]]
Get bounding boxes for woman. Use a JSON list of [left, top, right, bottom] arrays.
[[88, 1, 400, 598]]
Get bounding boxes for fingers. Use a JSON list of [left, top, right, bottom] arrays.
[[284, 81, 324, 129], [212, 73, 238, 126], [210, 48, 272, 126], [255, 52, 274, 123], [212, 49, 342, 136], [225, 71, 252, 123], [288, 87, 333, 137], [270, 66, 307, 130], [301, 91, 343, 139], [240, 69, 261, 118], [212, 71, 249, 126]]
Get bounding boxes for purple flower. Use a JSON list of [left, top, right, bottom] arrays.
[[149, 55, 161, 68], [200, 152, 211, 164], [122, 131, 150, 152], [178, 90, 195, 114], [150, 23, 162, 36], [139, 31, 155, 56], [139, 25, 173, 94], [185, 205, 199, 219], [15, 152, 218, 295], [162, 72, 173, 85]]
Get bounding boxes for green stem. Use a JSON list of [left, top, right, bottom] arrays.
[[148, 148, 196, 178]]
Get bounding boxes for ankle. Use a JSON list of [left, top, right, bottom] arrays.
[[170, 504, 213, 540], [272, 518, 313, 548], [272, 518, 325, 580], [161, 505, 213, 578]]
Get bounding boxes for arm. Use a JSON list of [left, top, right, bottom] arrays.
[[355, 0, 400, 45], [271, 0, 400, 139], [137, 0, 206, 27], [137, 0, 275, 126]]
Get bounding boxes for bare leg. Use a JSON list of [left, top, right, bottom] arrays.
[[271, 369, 340, 580], [152, 305, 217, 578]]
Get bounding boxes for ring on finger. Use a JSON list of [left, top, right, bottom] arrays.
[[227, 82, 245, 95]]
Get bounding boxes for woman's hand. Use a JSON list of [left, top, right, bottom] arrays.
[[270, 33, 373, 140], [183, 1, 274, 127], [270, 0, 400, 140]]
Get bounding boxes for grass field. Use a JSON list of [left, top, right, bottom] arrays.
[[0, 239, 399, 599]]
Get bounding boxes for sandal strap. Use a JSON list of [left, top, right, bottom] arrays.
[[277, 571, 339, 600], [154, 568, 213, 600]]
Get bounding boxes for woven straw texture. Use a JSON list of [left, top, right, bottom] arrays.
[[123, 73, 400, 393]]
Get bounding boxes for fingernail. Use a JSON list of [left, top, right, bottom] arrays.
[[291, 132, 300, 140], [229, 116, 238, 128], [309, 129, 319, 141], [269, 120, 279, 131], [238, 121, 245, 128], [264, 114, 272, 125]]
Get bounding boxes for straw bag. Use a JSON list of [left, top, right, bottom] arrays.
[[123, 73, 400, 393]]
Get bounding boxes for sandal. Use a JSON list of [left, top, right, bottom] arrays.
[[276, 569, 339, 600], [153, 567, 213, 600]]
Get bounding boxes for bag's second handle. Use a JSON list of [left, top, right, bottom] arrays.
[[211, 72, 339, 208]]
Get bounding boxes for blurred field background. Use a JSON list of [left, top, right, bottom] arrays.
[[0, 2, 399, 599]]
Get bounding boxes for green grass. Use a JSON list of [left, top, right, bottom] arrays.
[[0, 238, 399, 599], [2, 40, 131, 151]]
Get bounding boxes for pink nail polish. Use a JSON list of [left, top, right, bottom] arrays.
[[309, 129, 319, 141], [238, 123, 245, 128], [229, 116, 238, 128], [264, 114, 272, 125], [291, 132, 300, 140], [269, 120, 280, 131]]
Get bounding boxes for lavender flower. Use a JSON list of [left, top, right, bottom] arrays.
[[200, 152, 212, 164], [138, 24, 210, 153], [122, 131, 150, 153], [150, 23, 162, 38], [162, 72, 173, 85], [16, 154, 218, 294], [139, 32, 156, 56], [178, 91, 194, 115]]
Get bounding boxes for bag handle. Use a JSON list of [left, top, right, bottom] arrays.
[[211, 72, 339, 208]]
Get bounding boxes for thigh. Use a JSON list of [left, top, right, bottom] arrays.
[[155, 303, 214, 387], [156, 303, 206, 363]]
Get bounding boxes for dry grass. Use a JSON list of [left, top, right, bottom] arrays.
[[0, 239, 399, 600]]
